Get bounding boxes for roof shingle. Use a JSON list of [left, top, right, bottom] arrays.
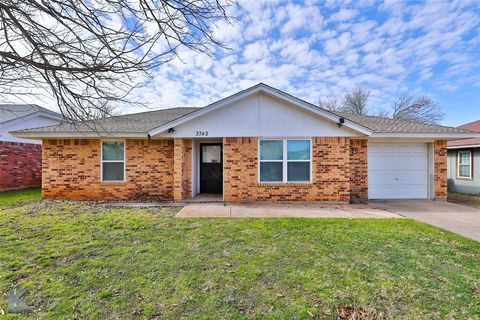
[[332, 112, 474, 134], [0, 104, 61, 124], [16, 107, 200, 134], [448, 120, 480, 147], [10, 83, 476, 137]]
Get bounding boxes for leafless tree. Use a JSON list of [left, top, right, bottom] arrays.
[[374, 108, 390, 118], [319, 96, 341, 111], [342, 88, 370, 115], [0, 0, 232, 122], [392, 95, 444, 124]]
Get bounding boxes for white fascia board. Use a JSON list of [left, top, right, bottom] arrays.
[[0, 111, 63, 127], [370, 132, 480, 139], [367, 137, 436, 143], [10, 131, 147, 139], [148, 83, 373, 136], [35, 111, 64, 121], [447, 144, 480, 149]]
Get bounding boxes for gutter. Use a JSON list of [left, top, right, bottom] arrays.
[[10, 131, 148, 139]]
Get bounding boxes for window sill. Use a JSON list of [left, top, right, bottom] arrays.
[[456, 177, 473, 181], [100, 181, 127, 185], [256, 182, 313, 186]]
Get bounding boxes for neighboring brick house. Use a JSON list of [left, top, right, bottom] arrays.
[[0, 104, 62, 191], [12, 84, 480, 202], [447, 120, 480, 194]]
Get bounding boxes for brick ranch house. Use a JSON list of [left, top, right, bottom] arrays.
[[11, 83, 480, 202]]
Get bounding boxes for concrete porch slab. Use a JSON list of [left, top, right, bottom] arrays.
[[176, 203, 402, 219]]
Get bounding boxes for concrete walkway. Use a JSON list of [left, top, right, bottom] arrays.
[[176, 202, 402, 219], [176, 200, 480, 241], [373, 200, 480, 241]]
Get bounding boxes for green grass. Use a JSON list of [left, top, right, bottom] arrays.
[[0, 188, 41, 208], [1, 190, 479, 319], [448, 191, 480, 208]]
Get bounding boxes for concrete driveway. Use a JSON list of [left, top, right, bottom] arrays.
[[373, 200, 480, 241]]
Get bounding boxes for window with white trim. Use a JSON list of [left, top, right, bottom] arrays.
[[458, 150, 472, 179], [259, 139, 311, 182], [101, 141, 125, 181]]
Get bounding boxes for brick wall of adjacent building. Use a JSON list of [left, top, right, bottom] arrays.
[[434, 139, 448, 200], [349, 139, 368, 201], [223, 137, 351, 202], [42, 139, 174, 200], [0, 141, 42, 191]]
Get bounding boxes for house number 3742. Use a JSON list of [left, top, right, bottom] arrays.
[[195, 131, 208, 136]]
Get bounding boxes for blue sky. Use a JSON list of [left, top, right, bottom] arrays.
[[128, 0, 480, 127], [20, 0, 480, 127]]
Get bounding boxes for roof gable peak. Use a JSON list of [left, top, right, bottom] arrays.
[[148, 83, 372, 136]]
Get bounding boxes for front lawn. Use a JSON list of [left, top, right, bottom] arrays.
[[1, 190, 479, 319], [0, 188, 41, 208], [448, 191, 480, 209]]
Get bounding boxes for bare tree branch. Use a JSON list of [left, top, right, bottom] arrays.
[[342, 88, 370, 115], [392, 95, 444, 124], [0, 0, 233, 122], [318, 96, 341, 111]]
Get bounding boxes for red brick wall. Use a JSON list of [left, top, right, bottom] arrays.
[[349, 139, 368, 201], [434, 139, 447, 200], [223, 137, 351, 202], [173, 138, 192, 201], [0, 141, 42, 191], [42, 139, 174, 200]]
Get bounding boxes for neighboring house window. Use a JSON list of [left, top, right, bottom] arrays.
[[259, 139, 311, 182], [101, 141, 125, 181], [457, 150, 472, 179]]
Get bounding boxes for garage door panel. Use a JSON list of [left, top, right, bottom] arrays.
[[368, 143, 429, 200], [369, 172, 427, 185], [398, 157, 428, 170], [369, 157, 427, 171], [369, 185, 427, 199]]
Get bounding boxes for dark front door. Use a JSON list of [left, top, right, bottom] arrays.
[[200, 143, 223, 194]]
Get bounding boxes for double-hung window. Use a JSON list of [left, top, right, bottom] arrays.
[[101, 141, 125, 181], [259, 139, 311, 182], [457, 150, 472, 179]]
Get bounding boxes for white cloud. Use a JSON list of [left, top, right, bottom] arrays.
[[324, 31, 351, 56], [330, 9, 358, 22], [10, 0, 480, 126]]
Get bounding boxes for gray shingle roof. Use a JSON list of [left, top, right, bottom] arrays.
[[18, 107, 200, 134], [0, 104, 61, 124], [16, 105, 471, 136], [11, 82, 474, 136], [331, 111, 474, 134]]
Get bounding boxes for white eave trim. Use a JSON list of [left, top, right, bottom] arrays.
[[447, 144, 480, 149], [370, 132, 480, 139], [0, 111, 63, 127], [10, 131, 147, 139], [147, 83, 373, 136]]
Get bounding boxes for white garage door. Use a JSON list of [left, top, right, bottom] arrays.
[[368, 143, 429, 199]]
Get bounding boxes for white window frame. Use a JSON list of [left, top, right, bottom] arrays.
[[258, 138, 312, 183], [101, 140, 126, 182], [457, 150, 472, 179]]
